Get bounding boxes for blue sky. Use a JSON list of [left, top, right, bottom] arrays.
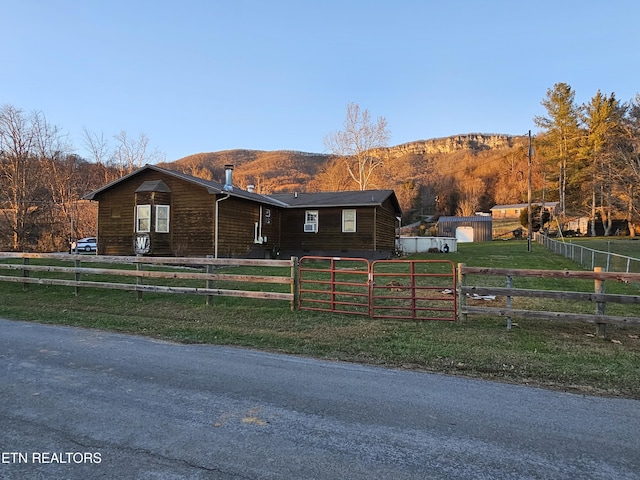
[[2, 0, 639, 162]]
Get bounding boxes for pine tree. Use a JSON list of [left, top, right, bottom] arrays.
[[534, 83, 583, 220]]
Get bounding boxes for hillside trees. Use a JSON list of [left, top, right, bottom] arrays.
[[307, 156, 352, 191], [614, 94, 640, 235], [534, 84, 640, 235], [456, 177, 486, 216], [0, 105, 126, 251], [324, 103, 390, 191], [0, 105, 58, 250]]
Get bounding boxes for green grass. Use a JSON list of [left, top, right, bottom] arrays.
[[1, 240, 639, 399], [564, 236, 640, 258]]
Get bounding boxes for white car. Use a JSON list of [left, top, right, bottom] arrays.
[[71, 237, 97, 253]]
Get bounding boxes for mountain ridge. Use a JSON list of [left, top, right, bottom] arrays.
[[158, 133, 532, 222]]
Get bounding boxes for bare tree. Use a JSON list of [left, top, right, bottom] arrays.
[[324, 103, 390, 190], [455, 178, 485, 216], [112, 131, 162, 176], [307, 156, 352, 191], [0, 105, 52, 250], [82, 127, 117, 184]]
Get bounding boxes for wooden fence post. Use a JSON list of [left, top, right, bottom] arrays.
[[74, 258, 81, 296], [206, 255, 214, 306], [136, 255, 143, 301], [291, 256, 299, 311], [22, 257, 29, 292], [505, 274, 512, 330], [457, 263, 466, 322], [594, 266, 606, 338]]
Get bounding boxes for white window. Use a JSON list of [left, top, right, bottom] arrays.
[[304, 210, 318, 232], [136, 205, 151, 233], [155, 205, 170, 233], [342, 209, 356, 233]]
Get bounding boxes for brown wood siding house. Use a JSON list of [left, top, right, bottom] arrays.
[[84, 165, 285, 258], [85, 166, 402, 259], [269, 191, 402, 259]]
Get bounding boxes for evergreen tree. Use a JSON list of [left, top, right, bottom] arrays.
[[580, 91, 626, 235], [534, 83, 583, 219]]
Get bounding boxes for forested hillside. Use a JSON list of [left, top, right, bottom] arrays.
[[161, 134, 533, 224], [4, 81, 640, 252]]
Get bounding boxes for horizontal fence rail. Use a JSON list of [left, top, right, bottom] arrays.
[[0, 253, 297, 309], [458, 264, 640, 335]]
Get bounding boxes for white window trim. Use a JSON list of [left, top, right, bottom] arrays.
[[136, 205, 151, 233], [155, 205, 170, 233], [342, 209, 356, 233], [305, 210, 318, 232]]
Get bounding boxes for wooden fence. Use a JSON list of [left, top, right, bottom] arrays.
[[0, 253, 298, 310], [3, 253, 640, 332], [458, 264, 640, 336]]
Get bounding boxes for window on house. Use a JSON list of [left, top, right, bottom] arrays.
[[342, 209, 356, 232], [155, 205, 170, 233], [304, 210, 318, 232], [136, 205, 151, 233]]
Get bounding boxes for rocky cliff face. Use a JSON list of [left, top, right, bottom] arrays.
[[387, 134, 518, 156]]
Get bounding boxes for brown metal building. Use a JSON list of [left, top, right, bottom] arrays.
[[84, 165, 402, 259]]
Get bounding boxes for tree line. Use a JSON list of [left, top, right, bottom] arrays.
[[533, 82, 640, 236], [322, 89, 640, 236], [2, 82, 639, 252], [0, 105, 160, 251]]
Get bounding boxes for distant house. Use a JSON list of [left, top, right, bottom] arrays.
[[490, 202, 559, 219], [84, 165, 401, 259]]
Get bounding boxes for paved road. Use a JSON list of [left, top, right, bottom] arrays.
[[0, 318, 638, 479]]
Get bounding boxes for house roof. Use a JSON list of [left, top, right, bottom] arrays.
[[438, 215, 492, 223], [85, 165, 403, 213], [84, 165, 288, 208], [491, 202, 559, 210], [269, 190, 401, 213]]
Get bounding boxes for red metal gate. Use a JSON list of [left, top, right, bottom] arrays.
[[298, 257, 457, 321], [370, 259, 456, 321], [298, 256, 371, 315]]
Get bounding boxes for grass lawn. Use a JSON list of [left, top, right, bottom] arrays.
[[1, 240, 639, 399], [561, 236, 640, 259]]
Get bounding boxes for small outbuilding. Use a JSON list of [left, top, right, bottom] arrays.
[[437, 215, 493, 242]]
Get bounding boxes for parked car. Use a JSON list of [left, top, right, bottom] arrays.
[[71, 237, 97, 253]]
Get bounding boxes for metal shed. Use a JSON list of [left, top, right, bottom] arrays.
[[437, 216, 493, 242]]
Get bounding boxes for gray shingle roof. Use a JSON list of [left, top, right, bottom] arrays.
[[270, 190, 398, 209], [84, 165, 401, 213], [84, 165, 288, 207]]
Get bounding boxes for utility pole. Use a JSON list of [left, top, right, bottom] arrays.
[[527, 130, 533, 252]]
